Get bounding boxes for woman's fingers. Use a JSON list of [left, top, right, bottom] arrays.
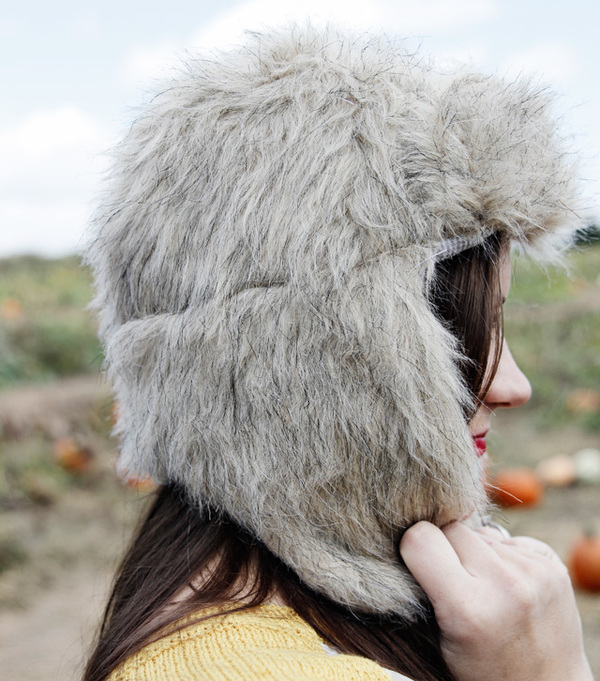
[[401, 521, 503, 588], [399, 522, 463, 597], [440, 521, 505, 571], [400, 521, 486, 605]]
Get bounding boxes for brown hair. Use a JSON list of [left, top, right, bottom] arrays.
[[83, 233, 506, 681], [430, 232, 506, 418]]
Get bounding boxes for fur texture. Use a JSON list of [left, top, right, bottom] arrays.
[[85, 27, 580, 619]]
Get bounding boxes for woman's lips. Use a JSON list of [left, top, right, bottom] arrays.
[[473, 435, 487, 457]]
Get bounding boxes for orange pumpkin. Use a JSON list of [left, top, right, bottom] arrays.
[[0, 297, 23, 320], [125, 474, 157, 493], [53, 437, 94, 473], [488, 467, 544, 508], [569, 530, 600, 592]]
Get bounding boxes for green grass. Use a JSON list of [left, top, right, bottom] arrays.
[[0, 437, 72, 509], [0, 256, 92, 308], [505, 242, 600, 429], [509, 241, 600, 304], [0, 256, 102, 387]]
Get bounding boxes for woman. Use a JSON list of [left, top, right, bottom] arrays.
[[83, 27, 592, 681]]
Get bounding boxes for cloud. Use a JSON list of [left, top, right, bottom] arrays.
[[500, 43, 580, 87], [190, 0, 384, 49], [378, 0, 497, 34], [0, 107, 111, 257], [122, 0, 498, 85], [0, 107, 107, 164], [434, 41, 491, 71], [122, 41, 182, 85], [0, 201, 90, 257], [192, 0, 498, 48]]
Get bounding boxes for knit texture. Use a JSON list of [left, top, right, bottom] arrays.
[[85, 25, 582, 619], [108, 605, 406, 681]]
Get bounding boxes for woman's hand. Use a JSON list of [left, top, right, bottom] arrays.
[[400, 521, 593, 681]]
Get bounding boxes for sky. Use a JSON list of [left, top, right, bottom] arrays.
[[2, 0, 599, 257]]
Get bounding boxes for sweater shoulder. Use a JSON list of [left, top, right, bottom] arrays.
[[108, 604, 404, 681]]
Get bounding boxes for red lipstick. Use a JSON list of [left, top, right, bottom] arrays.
[[472, 434, 487, 457]]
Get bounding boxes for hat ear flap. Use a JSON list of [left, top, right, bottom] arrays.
[[329, 252, 485, 514], [259, 518, 426, 617]]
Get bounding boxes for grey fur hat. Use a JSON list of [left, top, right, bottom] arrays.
[[86, 27, 580, 619]]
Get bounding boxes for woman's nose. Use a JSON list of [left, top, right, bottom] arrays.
[[484, 339, 532, 410]]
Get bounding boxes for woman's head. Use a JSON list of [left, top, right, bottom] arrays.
[[85, 27, 579, 619]]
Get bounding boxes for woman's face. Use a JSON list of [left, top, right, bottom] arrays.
[[468, 254, 532, 457]]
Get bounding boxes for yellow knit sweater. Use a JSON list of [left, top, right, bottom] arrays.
[[108, 604, 412, 680]]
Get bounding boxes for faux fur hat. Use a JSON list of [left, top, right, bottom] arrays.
[[86, 26, 580, 619]]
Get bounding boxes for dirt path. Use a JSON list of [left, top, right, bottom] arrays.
[[0, 565, 112, 681], [0, 374, 111, 440], [0, 375, 118, 681]]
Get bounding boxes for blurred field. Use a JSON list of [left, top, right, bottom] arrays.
[[0, 248, 599, 680]]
